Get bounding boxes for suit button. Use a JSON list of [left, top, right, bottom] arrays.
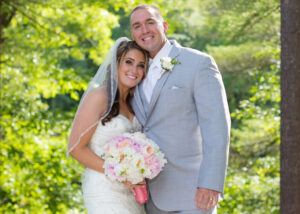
[[144, 127, 149, 132]]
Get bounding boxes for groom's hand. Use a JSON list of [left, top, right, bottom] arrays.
[[194, 187, 219, 210]]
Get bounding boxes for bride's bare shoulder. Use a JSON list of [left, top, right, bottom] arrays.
[[83, 86, 108, 109]]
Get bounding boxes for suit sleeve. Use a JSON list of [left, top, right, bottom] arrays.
[[193, 55, 231, 193]]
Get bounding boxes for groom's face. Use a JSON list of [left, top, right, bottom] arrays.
[[130, 8, 168, 58]]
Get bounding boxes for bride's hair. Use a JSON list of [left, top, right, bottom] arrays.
[[101, 41, 149, 125]]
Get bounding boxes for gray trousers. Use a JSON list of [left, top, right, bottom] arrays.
[[145, 193, 217, 214]]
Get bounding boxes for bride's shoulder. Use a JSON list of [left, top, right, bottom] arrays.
[[86, 86, 107, 101], [82, 87, 108, 112]]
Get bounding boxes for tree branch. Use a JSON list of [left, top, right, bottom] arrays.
[[3, 0, 69, 42], [228, 5, 280, 44]]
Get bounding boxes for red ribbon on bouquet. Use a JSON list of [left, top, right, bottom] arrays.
[[134, 184, 148, 204]]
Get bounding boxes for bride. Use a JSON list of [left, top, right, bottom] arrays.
[[67, 37, 149, 214]]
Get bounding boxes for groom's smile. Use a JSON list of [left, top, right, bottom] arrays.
[[143, 36, 153, 42], [130, 8, 168, 58]]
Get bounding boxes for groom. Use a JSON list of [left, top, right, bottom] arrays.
[[130, 4, 231, 214]]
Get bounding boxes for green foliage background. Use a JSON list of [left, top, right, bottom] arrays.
[[1, 0, 280, 213]]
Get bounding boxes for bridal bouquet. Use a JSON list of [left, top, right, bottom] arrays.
[[102, 132, 167, 203]]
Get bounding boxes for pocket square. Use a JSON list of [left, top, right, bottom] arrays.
[[171, 86, 180, 90], [170, 85, 184, 90]]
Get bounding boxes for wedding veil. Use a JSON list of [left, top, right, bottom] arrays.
[[67, 37, 130, 154]]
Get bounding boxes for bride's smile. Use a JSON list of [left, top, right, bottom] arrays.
[[118, 49, 146, 93]]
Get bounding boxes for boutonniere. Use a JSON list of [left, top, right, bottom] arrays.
[[159, 57, 181, 79]]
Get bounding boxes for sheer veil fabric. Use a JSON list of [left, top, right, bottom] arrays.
[[67, 37, 130, 155]]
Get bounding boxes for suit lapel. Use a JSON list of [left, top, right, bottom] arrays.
[[146, 41, 182, 123], [132, 83, 147, 125]]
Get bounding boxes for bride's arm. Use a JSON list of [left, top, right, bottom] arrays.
[[68, 89, 107, 173]]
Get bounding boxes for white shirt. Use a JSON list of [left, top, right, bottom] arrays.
[[142, 40, 173, 103]]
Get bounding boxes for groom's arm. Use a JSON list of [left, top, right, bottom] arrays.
[[193, 54, 231, 208]]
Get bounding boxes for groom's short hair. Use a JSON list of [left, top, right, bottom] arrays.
[[130, 4, 164, 22]]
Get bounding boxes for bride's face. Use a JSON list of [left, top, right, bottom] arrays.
[[118, 49, 146, 91]]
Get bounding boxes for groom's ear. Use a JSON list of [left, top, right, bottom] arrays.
[[163, 21, 168, 33]]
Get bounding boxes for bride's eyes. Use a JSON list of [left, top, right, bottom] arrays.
[[125, 60, 133, 64], [138, 64, 145, 69], [124, 59, 145, 69]]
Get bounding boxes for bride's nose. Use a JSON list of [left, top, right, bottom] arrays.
[[131, 66, 139, 75]]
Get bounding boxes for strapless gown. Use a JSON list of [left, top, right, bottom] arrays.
[[82, 114, 145, 214]]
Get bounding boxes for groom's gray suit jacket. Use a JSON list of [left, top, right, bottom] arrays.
[[132, 40, 231, 211]]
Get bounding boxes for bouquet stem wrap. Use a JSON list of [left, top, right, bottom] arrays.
[[134, 184, 148, 204]]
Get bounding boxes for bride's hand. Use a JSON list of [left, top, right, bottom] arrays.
[[122, 180, 146, 194]]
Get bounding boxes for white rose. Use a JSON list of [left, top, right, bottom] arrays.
[[133, 132, 146, 140], [161, 57, 174, 71]]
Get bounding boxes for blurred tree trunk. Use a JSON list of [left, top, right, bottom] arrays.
[[0, 0, 2, 50], [1, 0, 16, 52], [280, 0, 300, 213], [0, 0, 3, 140]]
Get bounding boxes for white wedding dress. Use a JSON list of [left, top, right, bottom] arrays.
[[82, 114, 145, 214]]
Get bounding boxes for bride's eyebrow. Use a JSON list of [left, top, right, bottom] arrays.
[[124, 57, 145, 64], [124, 57, 135, 61]]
